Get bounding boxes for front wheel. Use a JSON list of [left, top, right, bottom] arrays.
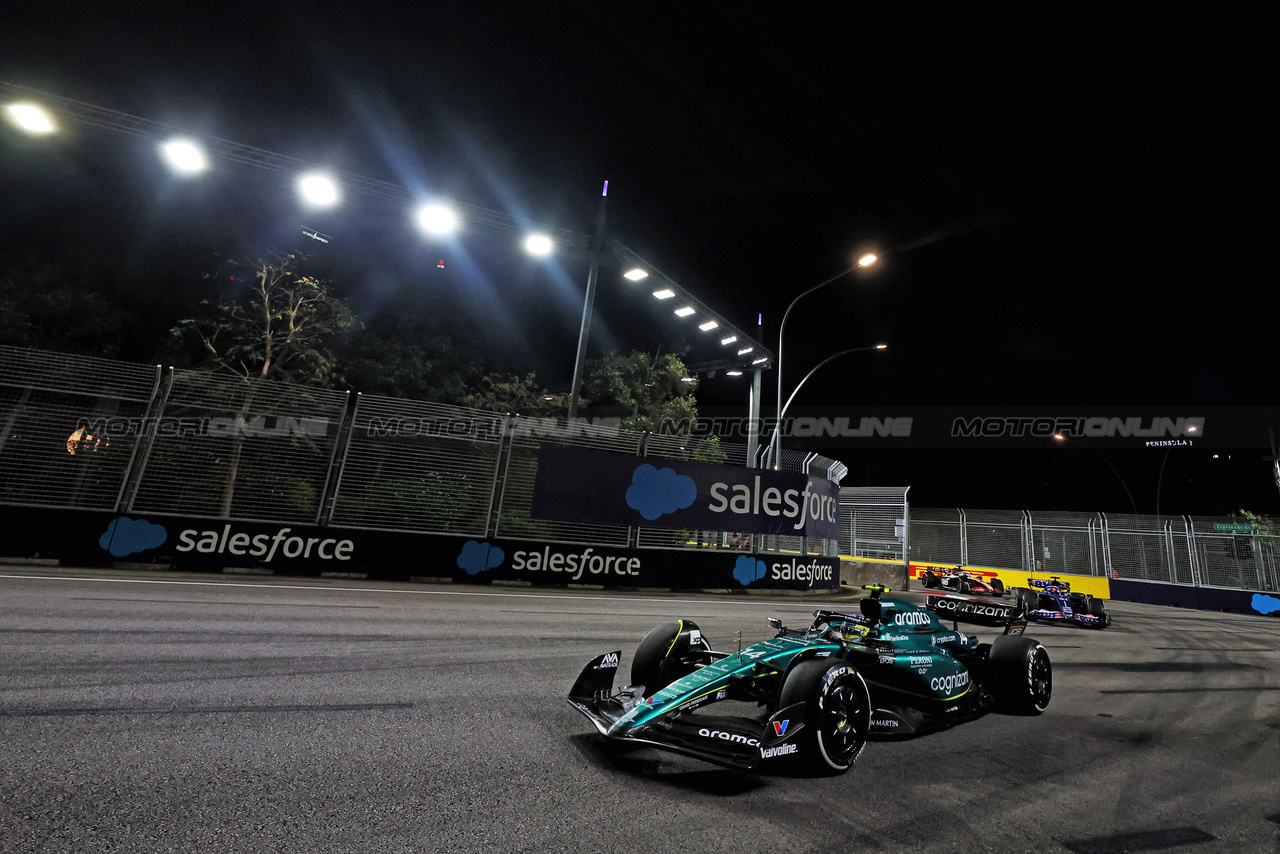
[[631, 620, 709, 696], [990, 578, 1005, 595], [1012, 587, 1037, 617], [777, 660, 871, 775], [1089, 598, 1111, 628], [988, 636, 1051, 715]]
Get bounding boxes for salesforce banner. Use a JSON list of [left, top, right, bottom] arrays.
[[0, 506, 840, 592], [530, 446, 840, 539]]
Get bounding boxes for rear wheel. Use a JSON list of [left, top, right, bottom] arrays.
[[988, 636, 1051, 715], [631, 620, 709, 696], [921, 572, 938, 589], [777, 660, 871, 775]]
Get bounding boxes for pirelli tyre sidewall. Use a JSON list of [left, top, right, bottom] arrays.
[[1088, 597, 1112, 627], [777, 659, 871, 775], [631, 620, 705, 696], [988, 635, 1052, 715]]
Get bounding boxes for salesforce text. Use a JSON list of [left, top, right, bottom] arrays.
[[511, 546, 640, 581], [707, 476, 838, 531], [176, 525, 354, 562]]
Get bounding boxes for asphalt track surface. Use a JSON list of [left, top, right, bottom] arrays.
[[1, 568, 1277, 854]]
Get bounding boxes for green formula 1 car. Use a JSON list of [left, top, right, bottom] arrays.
[[568, 586, 1050, 776]]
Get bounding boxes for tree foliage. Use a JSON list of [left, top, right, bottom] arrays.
[[461, 372, 562, 416], [0, 258, 135, 357], [338, 289, 482, 403], [170, 252, 357, 387], [579, 350, 699, 434]]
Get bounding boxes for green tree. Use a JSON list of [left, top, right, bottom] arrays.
[[0, 258, 135, 357], [579, 350, 699, 434], [171, 252, 358, 387], [339, 289, 482, 403], [462, 372, 563, 416], [169, 252, 358, 516]]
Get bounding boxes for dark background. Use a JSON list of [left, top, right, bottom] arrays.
[[2, 2, 1275, 516]]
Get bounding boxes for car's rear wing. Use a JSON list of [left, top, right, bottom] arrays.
[[925, 592, 1028, 634]]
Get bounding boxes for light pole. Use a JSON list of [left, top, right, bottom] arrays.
[[770, 253, 878, 469], [1053, 433, 1137, 514], [776, 343, 887, 430]]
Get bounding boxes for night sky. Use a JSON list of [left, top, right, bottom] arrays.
[[2, 3, 1275, 516]]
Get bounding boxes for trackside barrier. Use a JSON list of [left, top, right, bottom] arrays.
[[0, 344, 859, 573], [909, 510, 1280, 616]]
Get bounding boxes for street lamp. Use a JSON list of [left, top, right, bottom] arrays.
[[777, 344, 888, 426], [1053, 433, 1137, 514], [770, 253, 879, 469]]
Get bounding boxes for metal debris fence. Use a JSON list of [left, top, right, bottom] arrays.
[[909, 508, 1280, 592], [0, 346, 864, 557], [5, 346, 1275, 592]]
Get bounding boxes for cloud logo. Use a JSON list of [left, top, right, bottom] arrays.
[[99, 517, 167, 558], [625, 464, 697, 520], [1251, 593, 1280, 616], [458, 540, 505, 575], [733, 555, 767, 586]]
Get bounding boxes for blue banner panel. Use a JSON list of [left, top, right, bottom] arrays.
[[0, 506, 841, 592], [530, 446, 840, 539]]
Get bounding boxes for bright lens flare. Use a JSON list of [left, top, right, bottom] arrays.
[[418, 203, 457, 235], [857, 253, 878, 268], [160, 138, 208, 174], [5, 102, 56, 134], [298, 173, 340, 207], [524, 234, 554, 256]]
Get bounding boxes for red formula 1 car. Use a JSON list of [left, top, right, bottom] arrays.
[[918, 566, 1006, 597]]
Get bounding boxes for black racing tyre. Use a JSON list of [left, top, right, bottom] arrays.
[[990, 578, 1005, 596], [921, 572, 938, 589], [1012, 587, 1037, 617], [631, 620, 708, 696], [988, 636, 1051, 715], [777, 659, 871, 775], [1089, 598, 1111, 628]]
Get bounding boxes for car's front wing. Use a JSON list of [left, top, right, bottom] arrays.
[[567, 651, 808, 771]]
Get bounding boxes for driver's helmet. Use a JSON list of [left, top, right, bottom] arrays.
[[824, 619, 870, 644]]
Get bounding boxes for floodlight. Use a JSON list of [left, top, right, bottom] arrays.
[[720, 335, 738, 346], [674, 306, 695, 317], [726, 370, 744, 377], [623, 268, 649, 281], [857, 253, 878, 268], [417, 203, 458, 235], [698, 320, 719, 331], [159, 138, 208, 174], [737, 347, 754, 356], [4, 102, 55, 134], [652, 289, 675, 300], [524, 234, 554, 256], [297, 173, 340, 207]]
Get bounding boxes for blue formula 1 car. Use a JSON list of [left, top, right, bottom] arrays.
[[1011, 577, 1111, 629], [567, 586, 1051, 776]]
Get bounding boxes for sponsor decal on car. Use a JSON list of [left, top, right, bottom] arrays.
[[772, 720, 791, 737], [871, 717, 899, 728], [930, 671, 970, 694], [698, 728, 760, 747], [894, 611, 931, 627], [760, 743, 798, 759], [597, 652, 619, 670]]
